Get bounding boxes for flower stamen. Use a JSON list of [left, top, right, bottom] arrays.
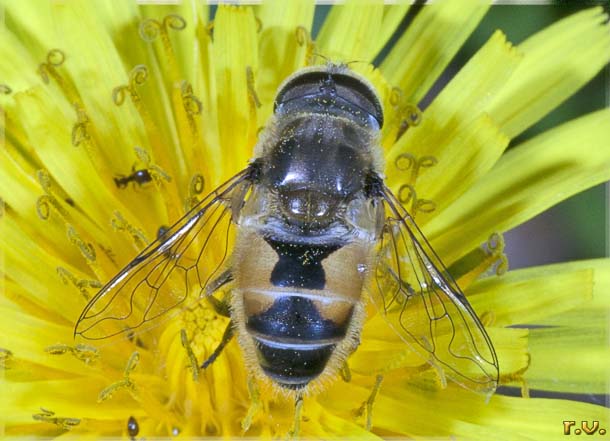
[[110, 211, 149, 250], [56, 266, 102, 300], [45, 343, 99, 365], [246, 66, 261, 109], [180, 329, 199, 382], [98, 351, 140, 402], [0, 348, 13, 369], [71, 103, 91, 147], [295, 26, 316, 66], [397, 184, 436, 217], [32, 407, 80, 430], [180, 81, 203, 116], [184, 173, 205, 211], [37, 49, 65, 85], [448, 232, 509, 287], [0, 84, 11, 94], [112, 65, 148, 106]]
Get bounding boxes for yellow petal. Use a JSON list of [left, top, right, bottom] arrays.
[[467, 261, 599, 327], [526, 318, 610, 395], [212, 5, 259, 175], [381, 0, 490, 105], [316, 0, 385, 62], [488, 7, 610, 138], [255, 0, 315, 104], [385, 30, 519, 219], [427, 108, 610, 264]]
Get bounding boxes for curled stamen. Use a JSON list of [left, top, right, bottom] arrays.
[[139, 18, 161, 42], [112, 86, 128, 106], [0, 198, 5, 218], [36, 196, 51, 220], [395, 154, 437, 187], [191, 173, 205, 195], [397, 185, 436, 216], [149, 165, 172, 184], [71, 103, 91, 147], [181, 80, 202, 115], [110, 211, 148, 249], [400, 104, 422, 127], [47, 49, 65, 66], [295, 26, 309, 47], [486, 232, 509, 275], [164, 14, 186, 31], [124, 351, 140, 377], [73, 344, 100, 364], [139, 15, 186, 43], [99, 351, 140, 402], [0, 348, 13, 369], [66, 225, 96, 262], [45, 344, 71, 355], [33, 408, 81, 430], [130, 65, 148, 87], [113, 65, 148, 106], [295, 26, 316, 65], [37, 49, 66, 84], [180, 329, 199, 382], [246, 66, 261, 108], [36, 195, 68, 220], [71, 122, 89, 146], [185, 174, 205, 211], [56, 267, 101, 300], [413, 198, 436, 214], [0, 84, 11, 94], [397, 184, 416, 206], [98, 378, 136, 402], [36, 169, 53, 193], [47, 343, 100, 364], [394, 153, 416, 172], [389, 87, 402, 106], [134, 146, 151, 165]]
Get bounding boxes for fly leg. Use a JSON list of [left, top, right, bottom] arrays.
[[205, 269, 233, 318], [355, 374, 384, 431], [288, 393, 304, 439], [200, 321, 233, 369], [241, 377, 262, 434]]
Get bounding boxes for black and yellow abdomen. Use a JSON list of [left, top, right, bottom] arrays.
[[233, 229, 371, 390]]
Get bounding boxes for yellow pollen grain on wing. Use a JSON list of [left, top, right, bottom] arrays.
[[381, 0, 490, 106]]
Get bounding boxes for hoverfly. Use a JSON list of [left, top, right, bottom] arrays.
[[75, 64, 498, 396]]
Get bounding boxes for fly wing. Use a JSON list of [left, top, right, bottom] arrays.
[[369, 184, 499, 394], [74, 168, 253, 340]]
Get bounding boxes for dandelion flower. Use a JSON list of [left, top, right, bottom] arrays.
[[1, 1, 609, 439]]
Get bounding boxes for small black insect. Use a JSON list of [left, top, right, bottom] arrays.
[[114, 167, 153, 189], [127, 416, 139, 440]]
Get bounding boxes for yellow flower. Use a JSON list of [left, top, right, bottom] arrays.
[[1, 1, 609, 439]]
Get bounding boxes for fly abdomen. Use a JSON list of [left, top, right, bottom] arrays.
[[246, 293, 353, 389], [233, 228, 372, 390]]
